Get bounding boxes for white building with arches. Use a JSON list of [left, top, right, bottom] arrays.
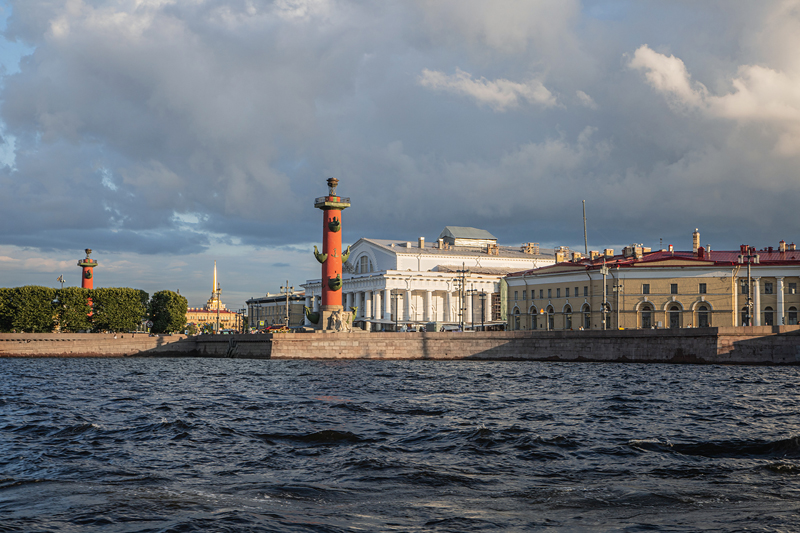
[[301, 227, 555, 330]]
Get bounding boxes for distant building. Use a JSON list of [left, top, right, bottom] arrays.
[[186, 261, 240, 332], [246, 290, 306, 330], [505, 229, 800, 330], [302, 226, 556, 330]]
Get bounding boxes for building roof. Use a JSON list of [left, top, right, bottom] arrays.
[[508, 246, 800, 277], [359, 238, 553, 260], [439, 226, 497, 241]]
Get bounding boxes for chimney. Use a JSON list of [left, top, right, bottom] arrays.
[[418, 237, 425, 249], [697, 246, 705, 259], [604, 248, 614, 257], [406, 242, 412, 248], [668, 244, 674, 253], [780, 240, 787, 252], [791, 243, 797, 251], [692, 228, 700, 254], [438, 238, 444, 249], [590, 250, 600, 260]]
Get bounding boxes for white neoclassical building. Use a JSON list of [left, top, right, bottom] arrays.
[[302, 227, 555, 330]]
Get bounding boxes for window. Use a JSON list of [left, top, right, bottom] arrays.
[[564, 305, 572, 329], [741, 280, 749, 294], [790, 283, 797, 295], [669, 305, 681, 328], [566, 288, 570, 298], [522, 290, 526, 300], [575, 287, 579, 298], [514, 291, 518, 301], [765, 282, 774, 294], [671, 284, 678, 295], [641, 305, 653, 329], [547, 289, 552, 298], [540, 289, 544, 299], [556, 288, 561, 298], [584, 286, 588, 297], [642, 284, 650, 295], [698, 305, 709, 328], [789, 307, 798, 325], [741, 306, 750, 326], [699, 283, 706, 294], [764, 306, 774, 326]]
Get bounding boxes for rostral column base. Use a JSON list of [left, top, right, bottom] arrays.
[[314, 306, 356, 333]]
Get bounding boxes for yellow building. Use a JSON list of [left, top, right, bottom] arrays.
[[186, 261, 241, 332], [506, 231, 800, 330]]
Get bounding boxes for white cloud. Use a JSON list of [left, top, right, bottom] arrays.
[[576, 90, 597, 109], [418, 68, 556, 111], [630, 43, 800, 153]]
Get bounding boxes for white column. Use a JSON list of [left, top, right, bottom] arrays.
[[304, 294, 312, 326], [465, 292, 473, 327], [778, 277, 785, 325], [403, 290, 411, 322], [345, 291, 353, 311], [424, 290, 432, 322], [753, 277, 761, 326], [445, 292, 452, 322], [364, 291, 372, 331], [733, 278, 739, 326], [373, 290, 381, 321], [313, 292, 319, 312], [384, 289, 391, 319]]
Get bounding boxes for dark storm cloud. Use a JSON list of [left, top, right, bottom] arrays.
[[1, 0, 800, 304]]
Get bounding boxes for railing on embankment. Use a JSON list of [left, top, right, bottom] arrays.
[[3, 328, 800, 364]]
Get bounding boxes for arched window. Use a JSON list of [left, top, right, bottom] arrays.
[[669, 305, 681, 329], [764, 306, 774, 326], [582, 304, 591, 330], [697, 305, 710, 328], [789, 307, 798, 325], [358, 255, 373, 274], [742, 306, 750, 326], [513, 308, 520, 330], [563, 305, 572, 330], [546, 305, 555, 331], [529, 306, 538, 330], [640, 304, 654, 329]]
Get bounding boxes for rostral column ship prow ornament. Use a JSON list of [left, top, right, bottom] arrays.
[[311, 178, 356, 332]]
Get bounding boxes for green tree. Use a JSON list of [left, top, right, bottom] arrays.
[[54, 287, 92, 332], [149, 290, 188, 333], [0, 286, 57, 332], [92, 288, 149, 332]]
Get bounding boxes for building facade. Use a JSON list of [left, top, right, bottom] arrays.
[[302, 227, 556, 330], [246, 291, 306, 330], [186, 261, 241, 332], [505, 233, 800, 331]]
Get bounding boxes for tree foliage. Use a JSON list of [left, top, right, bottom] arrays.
[[91, 288, 149, 332], [0, 286, 57, 332], [54, 287, 93, 332], [149, 290, 188, 333]]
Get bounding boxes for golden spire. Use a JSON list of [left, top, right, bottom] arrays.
[[213, 260, 217, 296]]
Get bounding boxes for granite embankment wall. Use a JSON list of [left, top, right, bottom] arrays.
[[3, 327, 800, 364], [0, 333, 188, 357]]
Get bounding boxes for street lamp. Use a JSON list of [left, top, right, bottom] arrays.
[[280, 281, 293, 328], [738, 247, 759, 326], [455, 263, 470, 331]]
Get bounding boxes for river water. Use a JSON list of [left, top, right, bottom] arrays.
[[2, 358, 800, 532]]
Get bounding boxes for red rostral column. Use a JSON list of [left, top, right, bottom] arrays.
[[77, 248, 98, 289], [314, 178, 350, 312]]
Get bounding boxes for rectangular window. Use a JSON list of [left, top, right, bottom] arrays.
[[522, 290, 526, 300], [790, 283, 797, 295], [741, 280, 749, 294], [547, 289, 551, 298], [671, 283, 678, 295], [556, 288, 561, 298], [514, 291, 518, 301], [566, 288, 570, 297], [584, 286, 588, 297], [642, 284, 650, 295], [699, 283, 706, 294], [540, 289, 544, 299], [575, 287, 579, 298], [765, 282, 774, 294]]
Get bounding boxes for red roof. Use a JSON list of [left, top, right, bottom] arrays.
[[508, 247, 800, 277]]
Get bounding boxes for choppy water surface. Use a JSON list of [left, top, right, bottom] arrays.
[[2, 359, 800, 532]]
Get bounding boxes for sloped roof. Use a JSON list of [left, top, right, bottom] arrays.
[[439, 226, 497, 241]]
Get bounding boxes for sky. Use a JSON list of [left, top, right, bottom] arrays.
[[0, 0, 799, 309]]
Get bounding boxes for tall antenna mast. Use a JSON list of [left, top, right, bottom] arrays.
[[582, 200, 588, 255]]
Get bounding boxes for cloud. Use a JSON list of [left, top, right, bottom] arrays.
[[630, 43, 800, 153], [418, 68, 556, 111], [576, 90, 597, 109]]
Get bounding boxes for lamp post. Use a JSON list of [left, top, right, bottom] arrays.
[[280, 281, 293, 328], [738, 247, 759, 326], [57, 275, 65, 289], [601, 262, 609, 330], [455, 263, 469, 331]]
